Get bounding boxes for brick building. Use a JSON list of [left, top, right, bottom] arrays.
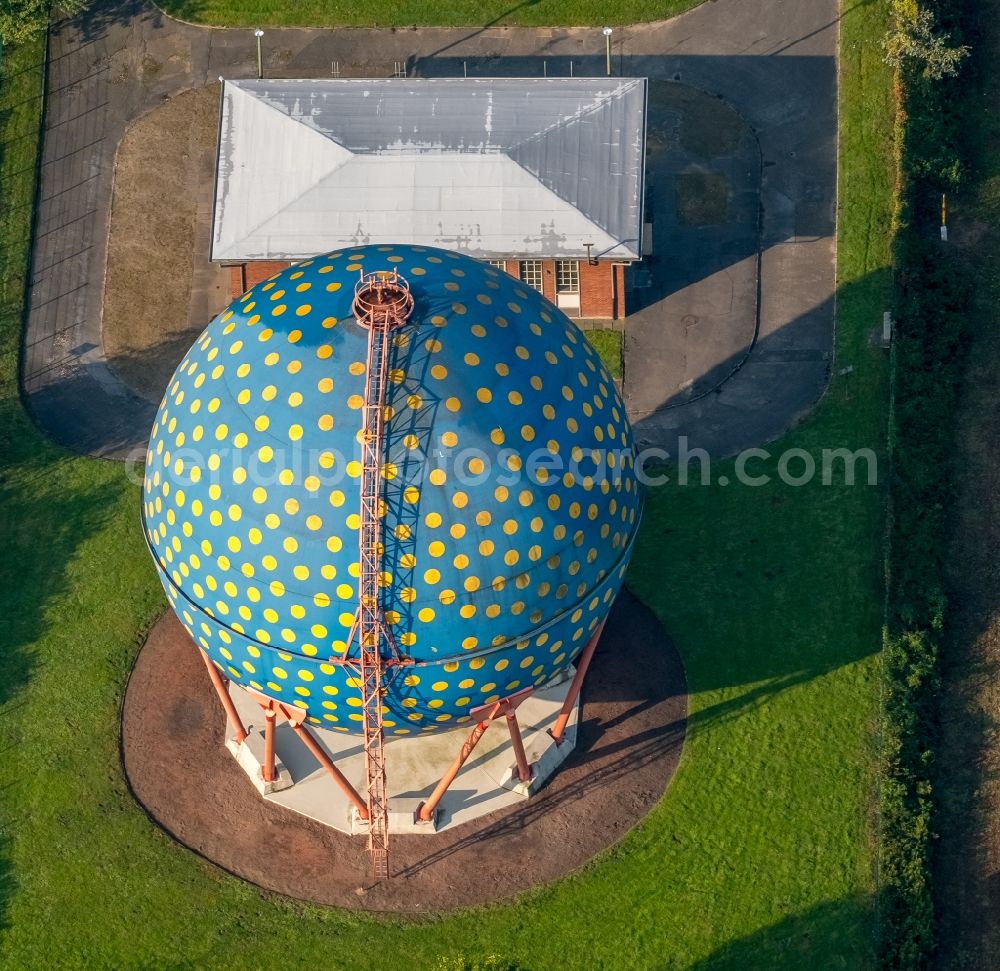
[[213, 78, 646, 319]]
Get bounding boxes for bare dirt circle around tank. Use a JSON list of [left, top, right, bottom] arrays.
[[121, 589, 687, 913]]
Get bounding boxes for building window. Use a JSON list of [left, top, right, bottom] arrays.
[[486, 260, 505, 270], [519, 260, 544, 292], [555, 260, 580, 294]]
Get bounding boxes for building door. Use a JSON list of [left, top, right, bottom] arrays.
[[555, 260, 581, 316]]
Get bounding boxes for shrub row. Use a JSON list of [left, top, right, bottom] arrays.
[[878, 1, 971, 967]]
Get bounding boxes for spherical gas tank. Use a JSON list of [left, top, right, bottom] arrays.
[[142, 245, 642, 735]]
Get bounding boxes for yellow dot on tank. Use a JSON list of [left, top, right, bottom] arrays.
[[337, 583, 353, 599], [346, 461, 361, 477], [418, 607, 436, 623], [450, 523, 466, 540], [401, 632, 417, 647], [317, 414, 334, 432], [272, 667, 288, 679], [303, 474, 320, 492], [445, 396, 461, 413], [429, 468, 446, 486], [470, 657, 486, 670], [430, 364, 448, 380], [407, 393, 422, 410], [288, 424, 303, 441], [403, 485, 420, 503], [346, 514, 360, 529], [252, 487, 267, 504], [339, 612, 355, 628], [439, 589, 456, 605], [428, 541, 445, 558]]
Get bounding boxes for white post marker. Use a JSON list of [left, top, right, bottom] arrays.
[[255, 29, 264, 80]]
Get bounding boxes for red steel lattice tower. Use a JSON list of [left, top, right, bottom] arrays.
[[349, 269, 414, 880]]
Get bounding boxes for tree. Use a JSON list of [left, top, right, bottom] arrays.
[[884, 7, 970, 81], [0, 0, 88, 47]]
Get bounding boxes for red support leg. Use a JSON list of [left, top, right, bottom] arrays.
[[199, 649, 248, 744], [417, 718, 492, 822], [288, 720, 370, 821], [262, 706, 276, 783], [506, 712, 532, 782], [548, 620, 606, 746]]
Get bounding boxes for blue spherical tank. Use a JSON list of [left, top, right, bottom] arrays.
[[143, 245, 642, 735]]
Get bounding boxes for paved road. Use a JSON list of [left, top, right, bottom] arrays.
[[23, 0, 838, 459]]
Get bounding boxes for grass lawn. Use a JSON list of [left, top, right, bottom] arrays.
[[0, 0, 895, 965], [157, 0, 701, 29], [584, 328, 623, 379]]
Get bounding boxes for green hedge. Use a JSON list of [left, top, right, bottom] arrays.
[[879, 1, 971, 966]]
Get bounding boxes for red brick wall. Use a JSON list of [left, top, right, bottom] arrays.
[[540, 260, 557, 304], [579, 262, 614, 319], [228, 266, 245, 300], [230, 261, 293, 299], [229, 258, 628, 318]]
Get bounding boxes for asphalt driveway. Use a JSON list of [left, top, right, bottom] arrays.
[[22, 0, 838, 459]]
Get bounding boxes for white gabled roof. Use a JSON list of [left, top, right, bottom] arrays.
[[212, 78, 647, 262]]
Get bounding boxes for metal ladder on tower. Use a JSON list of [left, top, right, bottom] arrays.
[[351, 269, 414, 881]]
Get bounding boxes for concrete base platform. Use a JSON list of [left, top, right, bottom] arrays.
[[225, 672, 579, 835], [123, 589, 687, 910]]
